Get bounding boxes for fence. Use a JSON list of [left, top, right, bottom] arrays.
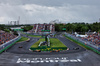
[[0, 34, 21, 53], [64, 32, 100, 54], [65, 32, 100, 49]]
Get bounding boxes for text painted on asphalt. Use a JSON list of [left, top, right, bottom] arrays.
[[17, 57, 82, 63]]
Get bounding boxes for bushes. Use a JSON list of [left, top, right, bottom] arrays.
[[21, 26, 33, 31], [4, 29, 10, 32]]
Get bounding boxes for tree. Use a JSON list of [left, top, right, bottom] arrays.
[[22, 26, 33, 31], [54, 22, 100, 33]]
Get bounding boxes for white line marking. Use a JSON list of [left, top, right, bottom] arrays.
[[40, 61, 44, 63], [16, 58, 82, 63], [55, 60, 59, 62], [45, 61, 49, 62], [60, 60, 69, 62], [77, 59, 82, 62], [70, 59, 78, 62], [50, 60, 54, 62]]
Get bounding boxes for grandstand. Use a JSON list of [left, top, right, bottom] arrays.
[[28, 24, 55, 33], [0, 30, 17, 45], [73, 32, 100, 47]]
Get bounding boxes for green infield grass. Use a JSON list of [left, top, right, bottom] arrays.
[[31, 38, 45, 47], [30, 38, 67, 51], [50, 38, 66, 47], [17, 37, 28, 43]]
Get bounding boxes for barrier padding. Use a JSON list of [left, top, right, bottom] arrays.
[[30, 46, 67, 51], [0, 38, 21, 53], [65, 34, 100, 55]]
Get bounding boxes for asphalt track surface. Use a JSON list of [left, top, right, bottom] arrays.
[[6, 33, 86, 55], [0, 33, 100, 66]]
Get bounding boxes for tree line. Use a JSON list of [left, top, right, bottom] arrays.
[[55, 22, 100, 34]]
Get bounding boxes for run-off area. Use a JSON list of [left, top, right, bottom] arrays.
[[16, 57, 82, 63]]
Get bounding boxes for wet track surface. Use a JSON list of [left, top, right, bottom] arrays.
[[0, 33, 100, 66]]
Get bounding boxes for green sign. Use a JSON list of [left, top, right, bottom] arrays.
[[14, 29, 24, 31], [41, 30, 50, 32], [43, 32, 50, 35], [62, 28, 66, 30]]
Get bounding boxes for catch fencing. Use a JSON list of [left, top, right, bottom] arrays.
[[0, 34, 21, 53], [64, 32, 100, 54]]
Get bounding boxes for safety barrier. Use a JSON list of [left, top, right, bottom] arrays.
[[30, 46, 67, 51], [23, 32, 41, 36], [0, 34, 21, 53], [64, 33, 100, 54]]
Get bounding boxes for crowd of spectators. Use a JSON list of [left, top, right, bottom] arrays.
[[73, 32, 100, 46], [28, 24, 55, 33], [0, 30, 17, 45]]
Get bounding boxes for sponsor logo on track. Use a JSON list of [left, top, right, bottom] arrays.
[[16, 57, 82, 63]]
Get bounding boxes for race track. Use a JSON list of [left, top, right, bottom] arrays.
[[0, 33, 100, 66], [7, 33, 86, 55]]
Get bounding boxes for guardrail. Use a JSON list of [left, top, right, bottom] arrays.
[[64, 32, 100, 49], [0, 33, 21, 53], [64, 32, 100, 54]]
